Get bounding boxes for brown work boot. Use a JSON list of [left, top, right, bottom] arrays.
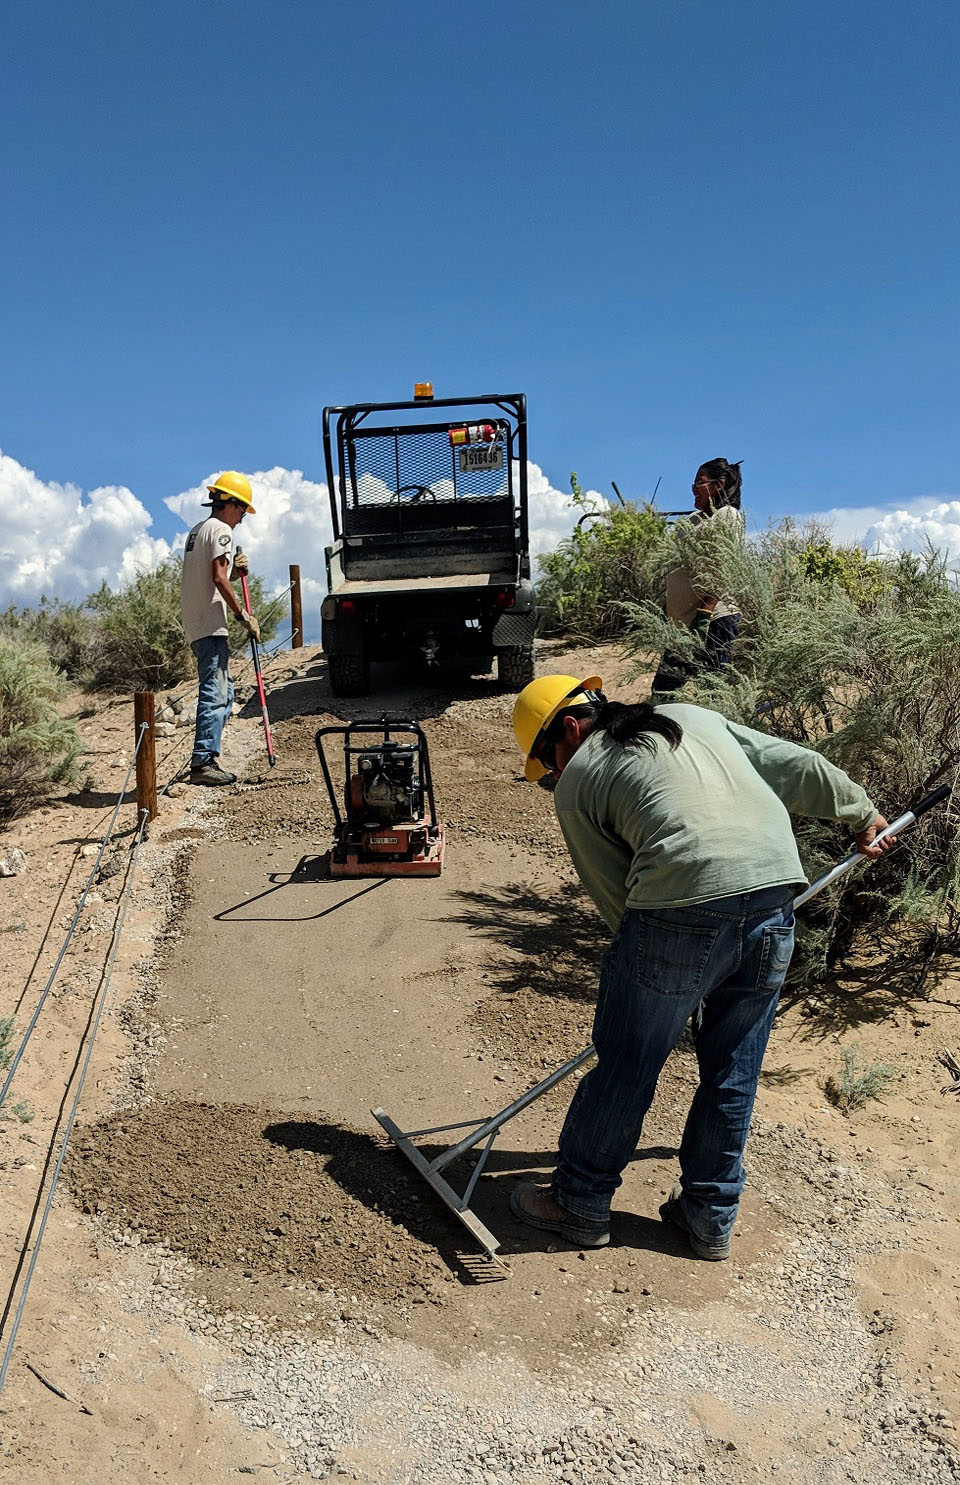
[[189, 762, 237, 786], [659, 1183, 731, 1260], [509, 1182, 610, 1247]]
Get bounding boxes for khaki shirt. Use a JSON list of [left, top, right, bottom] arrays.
[[665, 504, 742, 626], [181, 517, 234, 643]]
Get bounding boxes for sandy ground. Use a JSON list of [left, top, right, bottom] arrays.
[[1, 640, 958, 1481]]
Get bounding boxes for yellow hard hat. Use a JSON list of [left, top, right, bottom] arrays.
[[206, 470, 256, 514], [512, 673, 603, 782]]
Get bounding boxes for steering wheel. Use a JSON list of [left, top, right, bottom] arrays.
[[394, 483, 436, 503]]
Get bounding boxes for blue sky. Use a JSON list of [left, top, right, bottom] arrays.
[[2, 0, 959, 624]]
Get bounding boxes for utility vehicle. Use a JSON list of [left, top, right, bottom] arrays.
[[320, 388, 535, 696]]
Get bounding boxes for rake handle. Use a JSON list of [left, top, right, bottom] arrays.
[[236, 547, 276, 767]]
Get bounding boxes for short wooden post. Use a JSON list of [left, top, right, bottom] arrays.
[[289, 563, 303, 648], [134, 692, 158, 822]]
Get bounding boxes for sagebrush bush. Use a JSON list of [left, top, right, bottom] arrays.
[[825, 1045, 897, 1112], [0, 599, 100, 684], [537, 475, 667, 638], [615, 521, 960, 990], [0, 634, 82, 821], [85, 556, 279, 692]]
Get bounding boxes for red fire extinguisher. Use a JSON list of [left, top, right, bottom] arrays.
[[448, 423, 497, 447]]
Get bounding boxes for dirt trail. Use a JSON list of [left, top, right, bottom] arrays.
[[2, 641, 959, 1483]]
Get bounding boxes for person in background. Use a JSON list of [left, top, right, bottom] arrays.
[[508, 674, 893, 1258], [651, 457, 743, 694], [180, 471, 260, 786]]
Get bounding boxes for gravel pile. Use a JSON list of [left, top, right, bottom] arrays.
[[84, 1116, 959, 1485]]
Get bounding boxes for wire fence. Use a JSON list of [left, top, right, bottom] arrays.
[[1, 723, 150, 1109], [0, 583, 311, 1389], [0, 807, 151, 1392]]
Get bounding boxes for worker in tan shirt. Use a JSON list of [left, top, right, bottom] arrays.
[[181, 471, 260, 786], [652, 458, 743, 694]]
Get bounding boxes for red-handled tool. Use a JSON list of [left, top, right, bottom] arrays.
[[236, 546, 276, 767]]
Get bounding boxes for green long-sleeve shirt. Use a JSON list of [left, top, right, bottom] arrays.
[[553, 703, 876, 930]]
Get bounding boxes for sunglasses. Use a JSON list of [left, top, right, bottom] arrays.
[[533, 722, 564, 775]]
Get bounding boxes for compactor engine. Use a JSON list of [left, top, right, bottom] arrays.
[[316, 718, 445, 877]]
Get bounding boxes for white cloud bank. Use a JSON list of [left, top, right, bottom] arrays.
[[0, 452, 175, 605], [0, 452, 600, 643], [7, 446, 955, 647], [810, 496, 960, 571]]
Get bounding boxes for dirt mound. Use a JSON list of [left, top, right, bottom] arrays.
[[65, 1100, 467, 1318]]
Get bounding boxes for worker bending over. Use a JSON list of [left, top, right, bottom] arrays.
[[180, 471, 260, 786], [510, 676, 893, 1258]]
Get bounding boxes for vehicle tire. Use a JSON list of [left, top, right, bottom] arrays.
[[328, 652, 370, 697], [496, 645, 535, 691]]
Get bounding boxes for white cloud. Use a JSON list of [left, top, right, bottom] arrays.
[[9, 445, 955, 648], [810, 495, 960, 571], [0, 451, 591, 644], [0, 451, 174, 606], [528, 461, 606, 559]]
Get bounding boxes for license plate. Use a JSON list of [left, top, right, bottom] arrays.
[[458, 444, 503, 474]]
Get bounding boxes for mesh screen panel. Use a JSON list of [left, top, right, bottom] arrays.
[[341, 423, 512, 509]]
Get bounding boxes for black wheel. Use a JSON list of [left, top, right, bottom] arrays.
[[496, 645, 535, 691], [328, 652, 370, 697]]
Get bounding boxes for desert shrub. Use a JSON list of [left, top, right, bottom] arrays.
[[537, 475, 667, 638], [0, 634, 83, 821], [824, 1045, 897, 1112], [85, 557, 279, 692], [0, 598, 100, 684], [614, 523, 960, 990]]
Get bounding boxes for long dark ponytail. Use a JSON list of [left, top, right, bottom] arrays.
[[593, 699, 683, 752]]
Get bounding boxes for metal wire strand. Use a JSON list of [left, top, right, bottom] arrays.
[[0, 807, 150, 1392], [0, 724, 150, 1108]]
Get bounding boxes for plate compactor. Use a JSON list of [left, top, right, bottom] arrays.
[[315, 718, 445, 877]]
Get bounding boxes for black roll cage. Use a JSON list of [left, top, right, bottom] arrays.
[[321, 393, 528, 550]]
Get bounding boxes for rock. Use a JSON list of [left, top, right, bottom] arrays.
[[80, 843, 99, 859], [177, 703, 198, 727], [154, 722, 176, 737], [0, 847, 27, 877], [167, 783, 187, 799], [157, 706, 176, 723]]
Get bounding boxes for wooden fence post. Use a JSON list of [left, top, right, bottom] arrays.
[[134, 692, 158, 822], [289, 564, 303, 648]]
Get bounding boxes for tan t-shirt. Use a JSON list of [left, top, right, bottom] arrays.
[[181, 517, 234, 643], [665, 504, 742, 626]]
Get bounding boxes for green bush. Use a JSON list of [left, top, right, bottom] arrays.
[[825, 1045, 897, 1112], [85, 556, 279, 693], [0, 598, 100, 684], [0, 634, 83, 821], [537, 474, 667, 639], [616, 522, 960, 989]]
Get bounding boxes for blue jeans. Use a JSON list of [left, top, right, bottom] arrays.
[[191, 635, 234, 768], [652, 613, 742, 692], [553, 887, 795, 1243]]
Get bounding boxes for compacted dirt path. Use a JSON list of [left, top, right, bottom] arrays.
[[1, 641, 958, 1483]]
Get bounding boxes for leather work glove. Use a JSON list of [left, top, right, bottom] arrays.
[[232, 552, 250, 575], [239, 608, 261, 642]]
